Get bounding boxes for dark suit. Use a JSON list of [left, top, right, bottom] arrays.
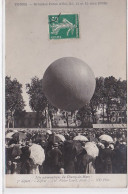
[[100, 148, 113, 173], [44, 147, 63, 174]]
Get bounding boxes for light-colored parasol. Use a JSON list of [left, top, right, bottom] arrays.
[[29, 144, 45, 165]]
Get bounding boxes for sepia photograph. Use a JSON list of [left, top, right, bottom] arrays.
[[4, 0, 127, 188]]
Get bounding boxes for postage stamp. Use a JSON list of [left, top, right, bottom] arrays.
[[48, 14, 79, 39]]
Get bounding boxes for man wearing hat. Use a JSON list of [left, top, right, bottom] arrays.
[[44, 142, 63, 174]]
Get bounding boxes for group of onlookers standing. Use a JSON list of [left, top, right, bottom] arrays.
[[5, 128, 127, 174]]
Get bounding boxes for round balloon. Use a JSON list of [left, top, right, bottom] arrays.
[[42, 57, 96, 111]]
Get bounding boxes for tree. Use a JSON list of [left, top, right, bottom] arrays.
[[103, 76, 116, 122], [60, 111, 70, 128], [115, 79, 127, 108], [26, 76, 57, 127], [90, 77, 105, 122], [76, 76, 127, 125], [76, 77, 105, 126], [76, 104, 92, 127], [5, 76, 25, 127]]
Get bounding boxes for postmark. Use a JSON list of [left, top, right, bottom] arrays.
[[48, 14, 79, 39]]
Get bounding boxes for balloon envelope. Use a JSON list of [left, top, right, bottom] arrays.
[[42, 57, 95, 111]]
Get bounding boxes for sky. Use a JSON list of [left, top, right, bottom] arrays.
[[5, 0, 126, 111]]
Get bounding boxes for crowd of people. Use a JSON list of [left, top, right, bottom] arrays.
[[5, 128, 127, 174]]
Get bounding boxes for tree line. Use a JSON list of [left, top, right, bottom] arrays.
[[5, 76, 127, 127]]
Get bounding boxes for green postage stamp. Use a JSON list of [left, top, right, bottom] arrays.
[[48, 14, 79, 39]]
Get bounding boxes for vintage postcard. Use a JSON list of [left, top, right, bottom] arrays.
[[4, 0, 127, 188]]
